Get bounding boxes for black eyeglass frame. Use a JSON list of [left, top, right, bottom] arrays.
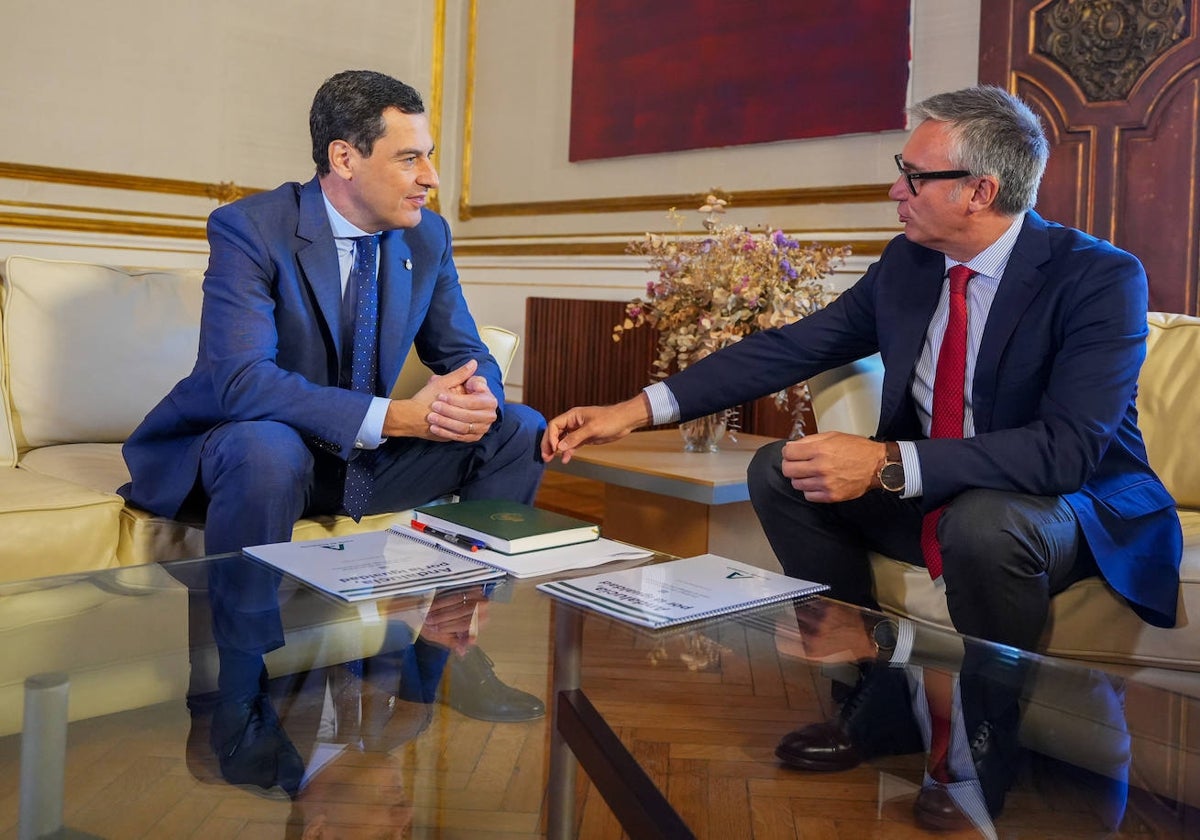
[[894, 154, 972, 195]]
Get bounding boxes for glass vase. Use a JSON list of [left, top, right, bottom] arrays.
[[679, 411, 727, 453]]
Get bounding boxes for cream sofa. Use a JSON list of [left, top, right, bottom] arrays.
[[0, 255, 519, 583], [808, 312, 1200, 677]]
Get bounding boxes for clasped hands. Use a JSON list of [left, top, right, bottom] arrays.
[[384, 358, 497, 442], [414, 585, 489, 655]]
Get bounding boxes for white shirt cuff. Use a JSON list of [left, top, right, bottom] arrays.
[[643, 382, 681, 425], [355, 396, 390, 449], [897, 440, 923, 499]]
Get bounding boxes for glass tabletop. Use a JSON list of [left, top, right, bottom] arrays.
[[0, 553, 1196, 838], [548, 590, 1200, 839]]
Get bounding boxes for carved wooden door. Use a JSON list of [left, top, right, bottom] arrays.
[[980, 0, 1200, 314]]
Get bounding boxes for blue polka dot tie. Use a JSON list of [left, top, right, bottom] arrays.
[[343, 234, 381, 521]]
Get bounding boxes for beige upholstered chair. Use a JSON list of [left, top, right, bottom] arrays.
[[807, 313, 1200, 676], [0, 255, 520, 575]]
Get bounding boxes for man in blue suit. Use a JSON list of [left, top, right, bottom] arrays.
[[123, 71, 544, 548], [542, 86, 1181, 821], [123, 71, 546, 794]]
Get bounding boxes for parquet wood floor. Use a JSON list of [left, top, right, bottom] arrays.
[[0, 477, 1193, 837]]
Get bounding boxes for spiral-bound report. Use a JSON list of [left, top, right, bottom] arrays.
[[537, 554, 828, 629], [243, 529, 503, 602]]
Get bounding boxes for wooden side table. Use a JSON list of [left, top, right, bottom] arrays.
[[547, 429, 783, 571]]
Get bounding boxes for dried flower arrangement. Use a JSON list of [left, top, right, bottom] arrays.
[[615, 194, 849, 436]]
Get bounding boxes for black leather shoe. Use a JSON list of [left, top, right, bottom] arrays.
[[969, 719, 1020, 817], [442, 647, 545, 722], [776, 665, 923, 772], [775, 721, 861, 771], [913, 782, 971, 831], [210, 693, 304, 798]]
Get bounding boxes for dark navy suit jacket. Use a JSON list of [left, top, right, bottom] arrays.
[[665, 212, 1182, 627], [122, 177, 500, 520]]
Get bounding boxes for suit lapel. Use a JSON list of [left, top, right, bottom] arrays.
[[971, 213, 1051, 431], [295, 178, 346, 360], [879, 245, 944, 434], [377, 231, 415, 391]]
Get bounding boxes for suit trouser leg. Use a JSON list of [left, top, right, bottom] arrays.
[[367, 402, 546, 513], [200, 421, 314, 700], [747, 441, 1090, 650], [747, 440, 925, 611], [198, 404, 546, 551], [939, 489, 1086, 651], [200, 420, 315, 556]]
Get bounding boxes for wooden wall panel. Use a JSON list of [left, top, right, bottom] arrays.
[[523, 298, 801, 439], [980, 0, 1200, 314], [523, 298, 658, 423], [1117, 77, 1200, 315]]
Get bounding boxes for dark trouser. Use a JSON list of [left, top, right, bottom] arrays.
[[746, 440, 1093, 651], [197, 402, 546, 556]]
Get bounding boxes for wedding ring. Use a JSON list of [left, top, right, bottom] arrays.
[[468, 423, 475, 434]]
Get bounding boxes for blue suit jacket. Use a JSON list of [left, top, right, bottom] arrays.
[[122, 178, 500, 519], [666, 212, 1182, 627]]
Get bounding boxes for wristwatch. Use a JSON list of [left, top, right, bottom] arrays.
[[877, 441, 905, 493], [870, 618, 899, 660]]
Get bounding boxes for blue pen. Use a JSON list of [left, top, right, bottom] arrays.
[[411, 519, 487, 552]]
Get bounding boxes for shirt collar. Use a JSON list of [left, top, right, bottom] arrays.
[[320, 187, 374, 239], [946, 213, 1025, 280]]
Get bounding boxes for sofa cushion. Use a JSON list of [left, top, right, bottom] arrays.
[[18, 442, 130, 494], [0, 468, 123, 583], [18, 444, 397, 564], [116, 505, 399, 567], [1139, 313, 1200, 508], [0, 256, 202, 454]]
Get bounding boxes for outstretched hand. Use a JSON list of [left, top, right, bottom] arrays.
[[540, 395, 652, 463]]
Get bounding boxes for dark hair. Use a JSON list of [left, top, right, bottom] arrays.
[[310, 70, 425, 176], [908, 85, 1049, 216]]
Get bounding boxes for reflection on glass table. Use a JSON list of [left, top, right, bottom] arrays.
[[2, 552, 1197, 838], [549, 591, 1199, 839]]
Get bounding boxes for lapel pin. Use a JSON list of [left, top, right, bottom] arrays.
[[404, 259, 413, 270]]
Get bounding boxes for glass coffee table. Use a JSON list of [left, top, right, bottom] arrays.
[[1, 552, 1197, 838]]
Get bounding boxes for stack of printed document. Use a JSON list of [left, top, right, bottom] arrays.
[[245, 523, 654, 601], [243, 529, 504, 602], [537, 554, 829, 629]]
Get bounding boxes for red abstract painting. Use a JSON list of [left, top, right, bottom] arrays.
[[569, 0, 911, 161]]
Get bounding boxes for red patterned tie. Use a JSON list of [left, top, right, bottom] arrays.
[[920, 265, 975, 579]]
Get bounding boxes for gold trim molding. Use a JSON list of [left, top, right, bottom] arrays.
[[428, 0, 446, 214], [452, 237, 886, 258], [463, 184, 892, 218], [0, 161, 260, 203], [0, 210, 207, 240], [454, 1, 892, 220], [458, 0, 478, 221]]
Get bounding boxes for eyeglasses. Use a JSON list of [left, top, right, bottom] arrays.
[[894, 154, 971, 195]]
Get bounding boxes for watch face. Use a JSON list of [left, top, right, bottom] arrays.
[[880, 462, 905, 492], [873, 619, 898, 651]]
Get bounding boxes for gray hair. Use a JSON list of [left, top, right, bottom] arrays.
[[908, 86, 1048, 216]]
